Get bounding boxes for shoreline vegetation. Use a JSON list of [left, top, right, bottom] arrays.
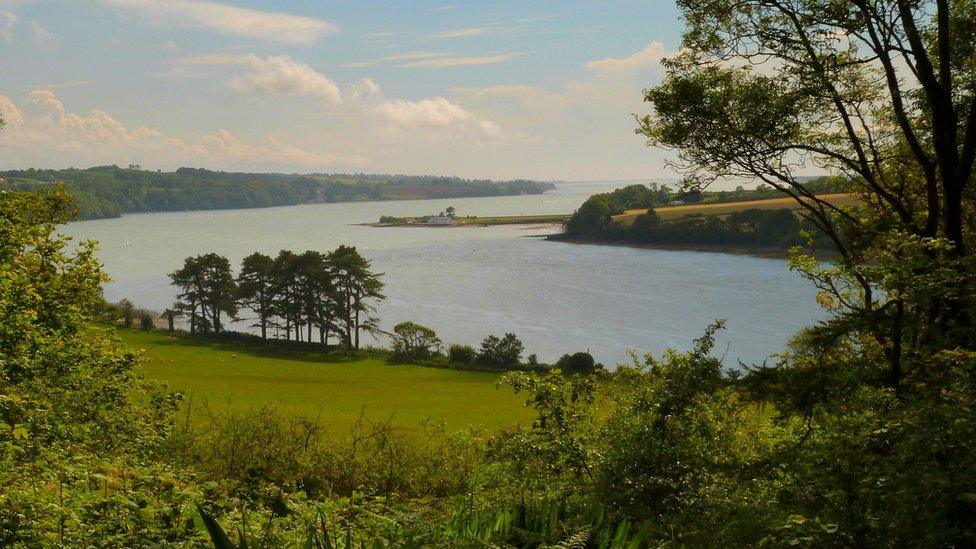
[[371, 185, 857, 258], [0, 165, 555, 220], [559, 184, 856, 257], [361, 213, 570, 227]]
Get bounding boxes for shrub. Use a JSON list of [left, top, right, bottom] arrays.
[[139, 312, 155, 331], [448, 344, 476, 365], [555, 352, 600, 375], [391, 321, 441, 360], [120, 298, 135, 327], [477, 333, 524, 369]]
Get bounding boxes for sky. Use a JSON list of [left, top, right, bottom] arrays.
[[0, 0, 687, 180]]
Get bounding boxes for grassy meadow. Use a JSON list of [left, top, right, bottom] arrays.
[[614, 193, 859, 224], [116, 329, 532, 435]]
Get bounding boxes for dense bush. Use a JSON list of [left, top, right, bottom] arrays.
[[477, 333, 524, 369], [555, 352, 601, 375], [448, 344, 477, 365], [139, 311, 155, 330], [0, 189, 196, 545], [390, 321, 442, 360]]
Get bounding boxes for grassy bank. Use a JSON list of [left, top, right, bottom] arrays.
[[369, 213, 569, 227], [118, 329, 532, 433], [614, 193, 859, 224]]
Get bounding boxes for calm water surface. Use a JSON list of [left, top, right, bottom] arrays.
[[64, 181, 824, 367]]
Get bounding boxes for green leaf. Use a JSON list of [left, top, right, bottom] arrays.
[[196, 503, 237, 549]]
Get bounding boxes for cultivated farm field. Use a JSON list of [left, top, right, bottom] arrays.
[[615, 193, 860, 224]]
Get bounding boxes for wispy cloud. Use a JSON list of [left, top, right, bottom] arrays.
[[172, 53, 342, 104], [31, 80, 95, 90], [382, 51, 452, 62], [428, 5, 454, 12], [99, 0, 339, 45], [1, 10, 16, 42], [430, 26, 490, 39], [449, 84, 547, 101], [30, 20, 54, 44], [515, 15, 556, 24], [399, 53, 517, 68], [343, 51, 452, 68]]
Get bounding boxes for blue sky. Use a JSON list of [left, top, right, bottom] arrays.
[[0, 0, 686, 179]]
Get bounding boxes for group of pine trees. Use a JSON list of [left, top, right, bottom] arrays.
[[168, 246, 384, 349]]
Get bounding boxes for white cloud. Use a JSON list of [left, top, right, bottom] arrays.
[[430, 26, 490, 39], [372, 97, 509, 142], [382, 51, 451, 62], [400, 53, 516, 68], [1, 10, 16, 42], [228, 55, 341, 104], [99, 0, 339, 45], [32, 80, 96, 91], [173, 54, 342, 104], [349, 77, 380, 101], [0, 95, 24, 126], [585, 41, 668, 72], [29, 20, 53, 44], [0, 90, 364, 170], [449, 84, 548, 102]]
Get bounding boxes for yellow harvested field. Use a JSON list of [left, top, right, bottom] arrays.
[[614, 193, 860, 224]]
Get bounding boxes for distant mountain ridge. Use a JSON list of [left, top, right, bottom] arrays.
[[0, 165, 556, 220]]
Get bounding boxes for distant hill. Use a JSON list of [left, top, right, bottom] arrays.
[[0, 166, 556, 220]]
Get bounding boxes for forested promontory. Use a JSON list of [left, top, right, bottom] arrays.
[[553, 180, 851, 253], [0, 165, 555, 220]]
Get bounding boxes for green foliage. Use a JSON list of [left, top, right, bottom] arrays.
[[447, 344, 476, 365], [390, 321, 441, 361], [120, 297, 135, 327], [0, 189, 197, 545], [170, 253, 238, 333], [564, 195, 617, 238], [0, 166, 555, 220], [477, 333, 525, 369], [139, 311, 155, 331], [555, 352, 601, 376]]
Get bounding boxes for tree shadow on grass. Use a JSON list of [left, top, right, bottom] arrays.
[[136, 330, 388, 366]]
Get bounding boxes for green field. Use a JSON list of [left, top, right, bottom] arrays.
[[453, 214, 570, 225], [614, 193, 859, 224], [117, 329, 532, 434]]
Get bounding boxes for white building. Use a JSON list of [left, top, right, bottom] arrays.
[[426, 216, 454, 226]]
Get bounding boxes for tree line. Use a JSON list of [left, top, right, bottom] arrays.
[[168, 246, 384, 349], [0, 166, 555, 220]]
